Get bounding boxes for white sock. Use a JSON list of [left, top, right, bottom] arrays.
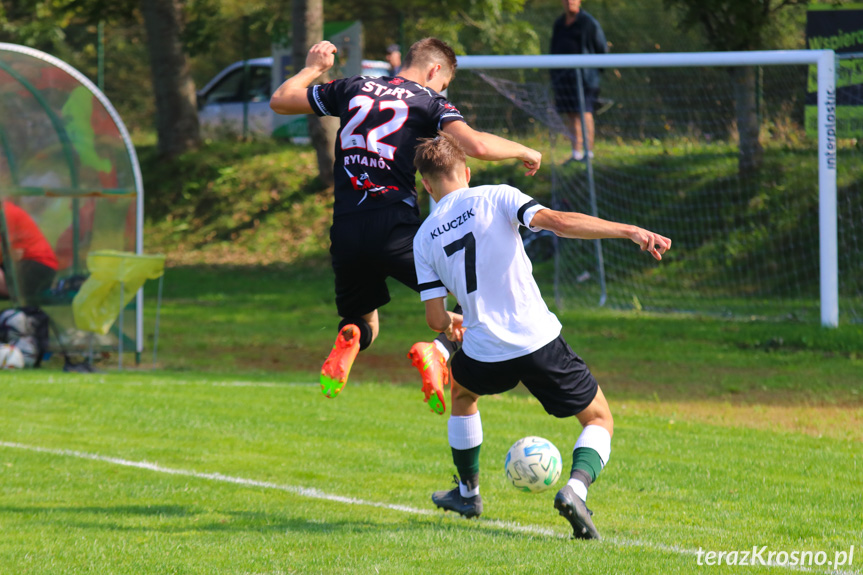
[[568, 425, 612, 502], [459, 482, 479, 498], [448, 412, 482, 450], [574, 425, 611, 465], [567, 477, 589, 501], [433, 339, 450, 361]]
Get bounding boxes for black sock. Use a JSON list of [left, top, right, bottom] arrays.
[[338, 317, 373, 350], [434, 303, 463, 356], [434, 332, 459, 356], [570, 468, 593, 491]]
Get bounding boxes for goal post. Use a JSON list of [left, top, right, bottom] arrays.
[[457, 50, 839, 327]]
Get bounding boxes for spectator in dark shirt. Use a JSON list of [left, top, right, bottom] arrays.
[[550, 0, 608, 162], [386, 44, 402, 75]]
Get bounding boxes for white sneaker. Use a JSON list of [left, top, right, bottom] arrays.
[[572, 150, 585, 161]]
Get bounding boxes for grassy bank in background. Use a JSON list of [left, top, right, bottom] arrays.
[[136, 137, 555, 265], [138, 140, 331, 265]]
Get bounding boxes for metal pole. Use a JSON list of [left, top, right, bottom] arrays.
[[457, 50, 837, 70], [153, 274, 163, 368], [118, 280, 124, 369], [71, 200, 80, 274], [576, 68, 607, 307], [817, 51, 839, 327]]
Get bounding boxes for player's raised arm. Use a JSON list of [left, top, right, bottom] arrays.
[[270, 41, 337, 115], [530, 209, 671, 261], [442, 120, 542, 176]]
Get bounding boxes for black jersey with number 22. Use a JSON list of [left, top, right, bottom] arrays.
[[308, 75, 465, 218]]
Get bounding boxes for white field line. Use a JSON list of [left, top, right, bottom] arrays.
[[14, 377, 314, 388], [0, 441, 858, 575]]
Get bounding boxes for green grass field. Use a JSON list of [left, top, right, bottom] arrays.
[[1, 263, 861, 574], [3, 135, 862, 573]]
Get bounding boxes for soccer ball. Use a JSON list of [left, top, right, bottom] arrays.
[[11, 336, 39, 367], [0, 343, 25, 369], [504, 436, 562, 493]]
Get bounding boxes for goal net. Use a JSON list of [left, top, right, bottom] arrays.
[[447, 51, 860, 325]]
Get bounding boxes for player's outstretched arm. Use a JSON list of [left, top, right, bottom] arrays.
[[531, 209, 672, 261], [442, 121, 542, 176], [270, 41, 337, 115]]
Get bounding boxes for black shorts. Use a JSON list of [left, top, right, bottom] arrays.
[[553, 84, 600, 115], [451, 335, 598, 418], [329, 202, 421, 318]]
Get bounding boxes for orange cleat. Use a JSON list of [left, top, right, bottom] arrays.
[[320, 324, 361, 398], [408, 342, 450, 415]]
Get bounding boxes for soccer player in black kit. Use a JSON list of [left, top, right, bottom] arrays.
[[270, 38, 541, 414]]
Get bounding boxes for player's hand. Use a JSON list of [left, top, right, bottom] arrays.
[[306, 41, 337, 74], [521, 148, 542, 176], [631, 228, 671, 261], [445, 313, 465, 343]]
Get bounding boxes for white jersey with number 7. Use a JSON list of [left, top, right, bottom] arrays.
[[414, 184, 563, 362]]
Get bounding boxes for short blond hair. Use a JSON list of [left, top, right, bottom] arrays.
[[414, 131, 466, 180], [403, 38, 458, 79]]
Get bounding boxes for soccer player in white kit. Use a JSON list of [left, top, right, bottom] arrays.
[[412, 132, 671, 539]]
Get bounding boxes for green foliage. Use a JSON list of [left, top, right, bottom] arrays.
[[411, 0, 540, 55], [565, 0, 708, 53], [182, 0, 226, 58], [0, 0, 72, 51], [663, 0, 807, 51], [0, 0, 137, 51], [184, 2, 291, 83], [0, 0, 291, 131], [762, 1, 808, 50], [325, 0, 540, 56], [0, 0, 815, 136]]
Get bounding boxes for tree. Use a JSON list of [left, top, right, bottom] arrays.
[[324, 0, 539, 58], [139, 0, 200, 158], [409, 0, 539, 56], [664, 0, 807, 174], [292, 0, 336, 187]]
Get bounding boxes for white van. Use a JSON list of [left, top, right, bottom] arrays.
[[197, 57, 391, 140]]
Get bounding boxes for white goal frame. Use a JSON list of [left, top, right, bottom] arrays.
[[457, 50, 839, 327]]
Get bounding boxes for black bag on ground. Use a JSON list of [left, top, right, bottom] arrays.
[[0, 305, 53, 368]]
